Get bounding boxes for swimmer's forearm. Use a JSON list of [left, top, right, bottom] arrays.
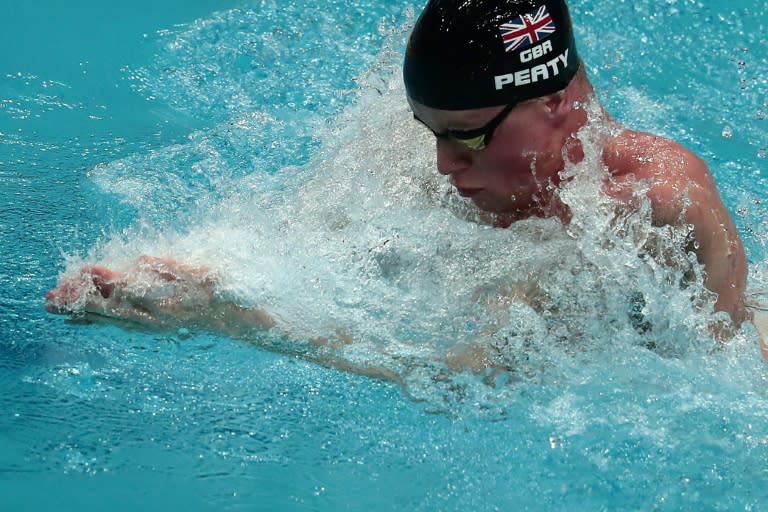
[[682, 180, 748, 326], [697, 227, 748, 326]]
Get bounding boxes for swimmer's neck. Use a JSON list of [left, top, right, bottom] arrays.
[[487, 91, 620, 229]]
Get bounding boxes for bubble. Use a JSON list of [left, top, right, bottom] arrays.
[[721, 126, 733, 139]]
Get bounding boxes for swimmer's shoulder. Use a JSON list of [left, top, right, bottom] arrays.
[[602, 129, 707, 182]]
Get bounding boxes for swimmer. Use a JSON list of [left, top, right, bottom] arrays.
[[46, 0, 758, 364], [403, 0, 747, 328]]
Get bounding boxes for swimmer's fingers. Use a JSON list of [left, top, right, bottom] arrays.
[[46, 264, 166, 326], [46, 265, 126, 313], [110, 258, 233, 328], [134, 256, 215, 287]]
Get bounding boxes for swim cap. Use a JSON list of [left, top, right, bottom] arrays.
[[403, 0, 580, 110]]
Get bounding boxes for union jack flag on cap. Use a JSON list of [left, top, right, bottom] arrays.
[[499, 4, 557, 53]]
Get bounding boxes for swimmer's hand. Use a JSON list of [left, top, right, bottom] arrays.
[[45, 256, 275, 334]]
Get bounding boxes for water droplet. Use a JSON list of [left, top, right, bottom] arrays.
[[758, 149, 767, 160], [721, 126, 733, 139]]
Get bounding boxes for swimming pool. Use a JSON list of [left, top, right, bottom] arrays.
[[2, 0, 768, 510]]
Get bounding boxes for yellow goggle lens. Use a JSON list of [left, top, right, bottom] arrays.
[[458, 135, 486, 151]]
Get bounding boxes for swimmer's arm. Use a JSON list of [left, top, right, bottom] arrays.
[[45, 257, 406, 381], [46, 257, 507, 384], [643, 144, 748, 326], [46, 256, 529, 380]]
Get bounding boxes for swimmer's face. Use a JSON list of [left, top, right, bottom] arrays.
[[409, 97, 568, 214]]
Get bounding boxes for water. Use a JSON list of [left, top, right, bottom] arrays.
[[2, 0, 768, 510]]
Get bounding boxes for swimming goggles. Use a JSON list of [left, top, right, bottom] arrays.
[[413, 103, 516, 151]]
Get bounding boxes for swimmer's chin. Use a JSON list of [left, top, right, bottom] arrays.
[[466, 194, 523, 217], [456, 187, 483, 198]]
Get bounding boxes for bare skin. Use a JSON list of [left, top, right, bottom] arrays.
[[602, 131, 748, 326]]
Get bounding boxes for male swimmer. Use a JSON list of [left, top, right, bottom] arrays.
[[47, 0, 756, 359]]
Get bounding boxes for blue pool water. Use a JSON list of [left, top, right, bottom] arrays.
[[2, 1, 768, 510]]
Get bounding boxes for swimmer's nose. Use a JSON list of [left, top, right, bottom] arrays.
[[435, 139, 472, 176]]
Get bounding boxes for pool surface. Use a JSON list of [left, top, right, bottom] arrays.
[[2, 1, 768, 510]]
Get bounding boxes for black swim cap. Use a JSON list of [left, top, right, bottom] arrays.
[[404, 0, 580, 110]]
